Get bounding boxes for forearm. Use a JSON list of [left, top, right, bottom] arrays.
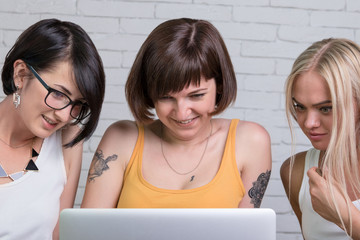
[[347, 205, 360, 240]]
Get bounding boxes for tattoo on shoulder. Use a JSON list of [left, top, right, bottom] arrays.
[[87, 149, 118, 182], [248, 170, 271, 208]]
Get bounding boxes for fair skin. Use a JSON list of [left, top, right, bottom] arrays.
[[81, 77, 271, 208], [280, 70, 360, 239], [0, 60, 83, 240]]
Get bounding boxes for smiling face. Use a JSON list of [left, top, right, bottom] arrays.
[[154, 77, 216, 141], [292, 70, 333, 151], [14, 60, 84, 139]]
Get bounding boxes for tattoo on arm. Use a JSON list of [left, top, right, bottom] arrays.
[[248, 170, 271, 208], [87, 150, 118, 182]]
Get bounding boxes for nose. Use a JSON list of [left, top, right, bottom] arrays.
[[174, 99, 191, 120], [304, 111, 320, 129], [54, 105, 72, 122]]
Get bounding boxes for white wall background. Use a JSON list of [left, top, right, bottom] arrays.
[[1, 0, 359, 239]]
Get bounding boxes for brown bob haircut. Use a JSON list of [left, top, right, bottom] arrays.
[[125, 18, 237, 123]]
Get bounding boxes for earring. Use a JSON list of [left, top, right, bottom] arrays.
[[13, 85, 20, 108]]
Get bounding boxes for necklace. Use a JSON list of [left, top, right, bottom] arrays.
[[160, 121, 212, 179], [0, 136, 34, 149], [0, 138, 39, 181]]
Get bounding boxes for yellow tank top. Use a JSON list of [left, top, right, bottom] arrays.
[[117, 119, 245, 208]]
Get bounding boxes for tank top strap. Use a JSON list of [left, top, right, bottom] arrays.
[[299, 148, 320, 211], [123, 123, 145, 179]]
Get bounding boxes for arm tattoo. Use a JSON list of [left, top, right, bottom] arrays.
[[87, 149, 118, 182], [248, 170, 271, 208]]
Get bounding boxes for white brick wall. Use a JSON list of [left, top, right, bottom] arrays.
[[1, 0, 357, 238]]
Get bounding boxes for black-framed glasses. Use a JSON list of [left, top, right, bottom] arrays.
[[25, 63, 90, 121]]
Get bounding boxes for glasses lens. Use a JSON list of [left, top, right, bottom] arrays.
[[46, 91, 71, 109], [70, 103, 90, 120]]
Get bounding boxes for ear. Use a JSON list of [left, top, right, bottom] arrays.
[[13, 59, 28, 89]]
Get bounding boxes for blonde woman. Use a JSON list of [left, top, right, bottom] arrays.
[[281, 38, 360, 239]]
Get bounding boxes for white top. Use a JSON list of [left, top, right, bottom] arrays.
[[299, 148, 360, 240], [0, 131, 67, 240]]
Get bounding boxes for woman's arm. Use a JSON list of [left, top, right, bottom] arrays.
[[81, 120, 138, 208], [236, 122, 272, 208], [53, 125, 83, 240], [308, 167, 360, 239], [280, 152, 306, 227]]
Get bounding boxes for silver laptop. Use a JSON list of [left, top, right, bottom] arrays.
[[60, 208, 276, 240]]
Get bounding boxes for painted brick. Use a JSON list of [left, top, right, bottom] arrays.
[[42, 15, 120, 34], [271, 0, 345, 10], [261, 195, 293, 213], [311, 11, 360, 28], [348, 0, 360, 11], [231, 56, 275, 74], [156, 3, 232, 21], [105, 68, 130, 85], [0, 13, 39, 30], [198, 0, 269, 6], [276, 59, 295, 76], [242, 41, 310, 59], [120, 18, 165, 35], [277, 214, 302, 232], [78, 0, 155, 18], [279, 26, 355, 43], [233, 7, 309, 25], [95, 34, 146, 51], [235, 90, 279, 109], [98, 50, 123, 68], [214, 22, 277, 41], [0, 0, 76, 14], [244, 75, 285, 92]]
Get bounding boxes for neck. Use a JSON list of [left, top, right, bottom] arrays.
[[0, 96, 36, 147]]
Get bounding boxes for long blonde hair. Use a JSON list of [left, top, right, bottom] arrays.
[[285, 38, 360, 236]]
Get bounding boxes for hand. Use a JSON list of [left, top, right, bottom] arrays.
[[307, 167, 348, 228]]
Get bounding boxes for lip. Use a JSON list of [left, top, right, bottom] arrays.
[[42, 114, 58, 129], [308, 132, 327, 141], [173, 116, 198, 126]]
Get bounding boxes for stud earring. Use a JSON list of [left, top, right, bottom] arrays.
[[13, 85, 21, 108]]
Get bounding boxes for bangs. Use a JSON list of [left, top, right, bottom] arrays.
[[145, 22, 219, 101], [148, 54, 215, 100]]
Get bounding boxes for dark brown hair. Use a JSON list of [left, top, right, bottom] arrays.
[[2, 19, 105, 147], [125, 18, 237, 123]]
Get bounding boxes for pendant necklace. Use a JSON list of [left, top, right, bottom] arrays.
[[160, 121, 212, 182], [0, 138, 39, 181]]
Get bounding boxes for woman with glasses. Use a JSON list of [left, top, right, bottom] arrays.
[[0, 19, 105, 240], [82, 18, 271, 210]]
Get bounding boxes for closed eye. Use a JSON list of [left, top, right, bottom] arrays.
[[190, 93, 205, 98], [159, 95, 173, 101]]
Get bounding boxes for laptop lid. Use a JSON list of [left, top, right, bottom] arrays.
[[60, 208, 276, 240]]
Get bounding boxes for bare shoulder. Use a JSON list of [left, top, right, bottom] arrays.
[[236, 120, 271, 148], [280, 150, 307, 225], [103, 120, 138, 141], [280, 151, 307, 180], [280, 151, 307, 197], [98, 120, 139, 156], [232, 120, 271, 173]]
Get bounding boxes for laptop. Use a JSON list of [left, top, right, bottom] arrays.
[[60, 208, 276, 240]]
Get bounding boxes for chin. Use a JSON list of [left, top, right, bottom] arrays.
[[311, 143, 328, 151]]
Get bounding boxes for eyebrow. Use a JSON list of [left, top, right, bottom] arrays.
[[292, 97, 332, 107], [54, 84, 72, 96], [188, 88, 208, 94]]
